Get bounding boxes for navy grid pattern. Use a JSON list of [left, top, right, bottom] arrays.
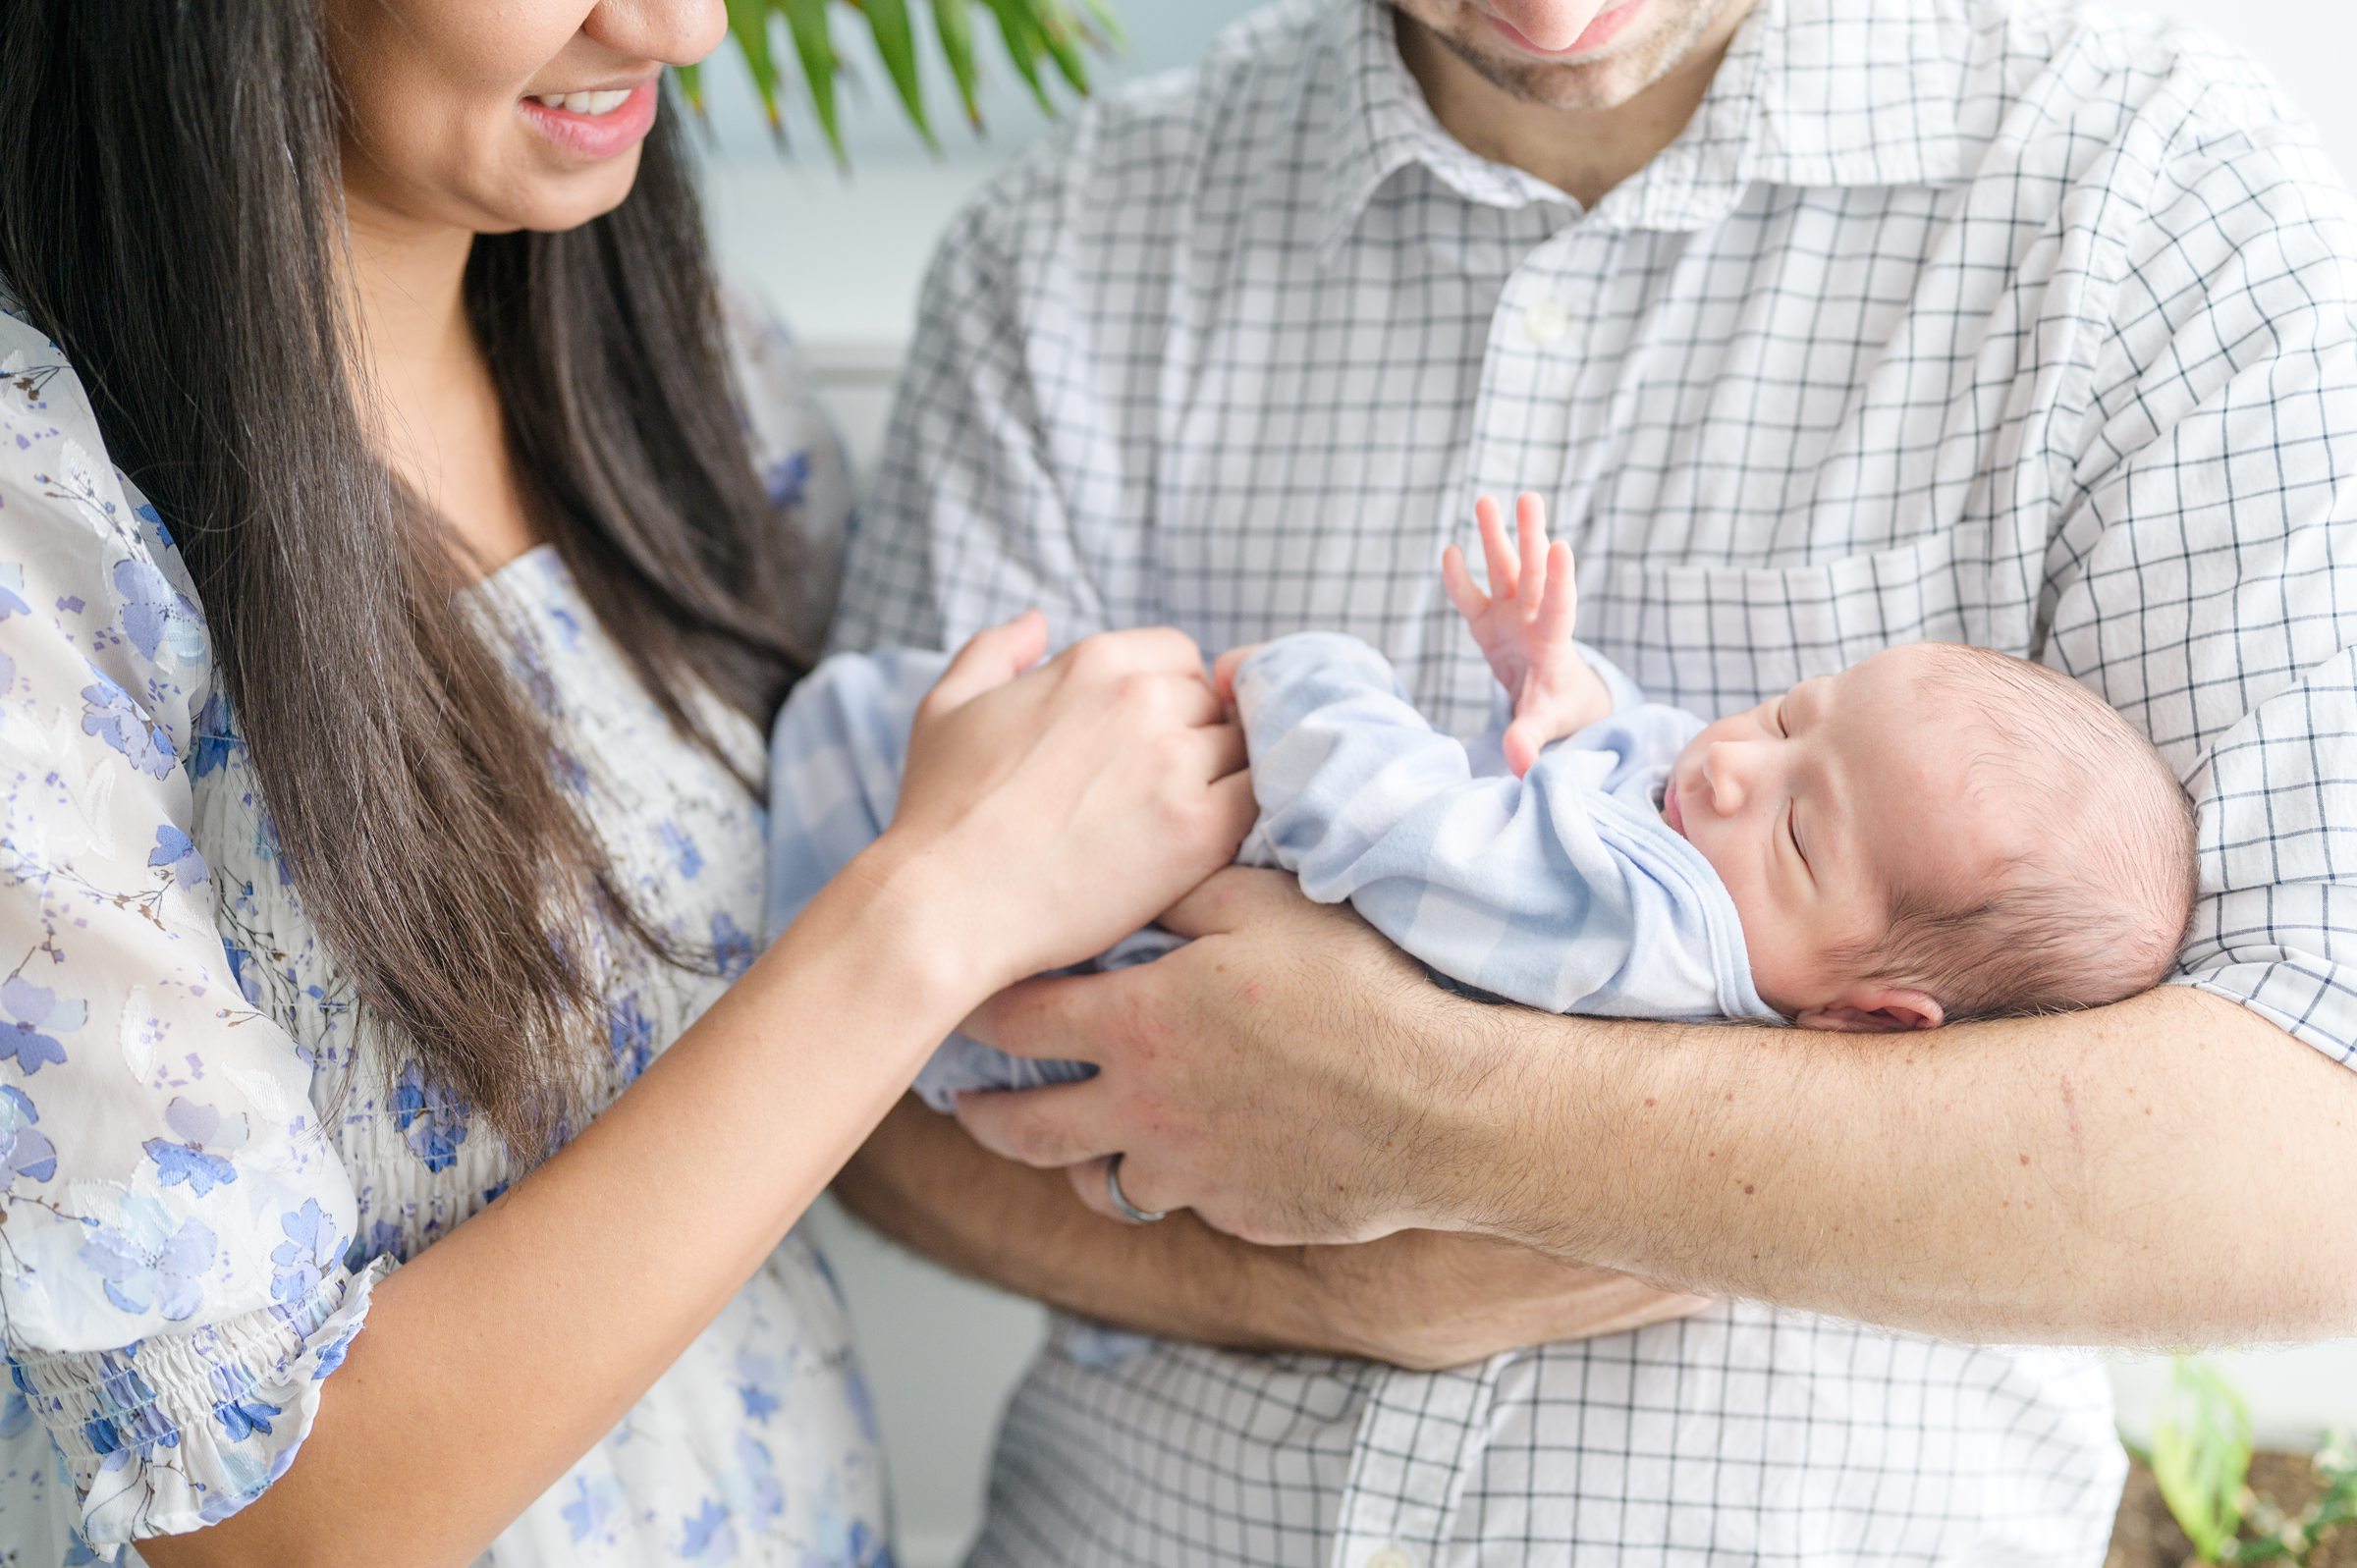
[[833, 0, 2357, 1561]]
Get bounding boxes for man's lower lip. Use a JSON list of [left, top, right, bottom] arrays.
[[518, 80, 660, 160], [1487, 0, 1648, 59]]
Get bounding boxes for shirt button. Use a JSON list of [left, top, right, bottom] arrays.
[[1364, 1548, 1417, 1568], [1522, 298, 1570, 344]]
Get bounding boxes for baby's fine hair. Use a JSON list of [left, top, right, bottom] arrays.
[[1848, 644, 2198, 1022]]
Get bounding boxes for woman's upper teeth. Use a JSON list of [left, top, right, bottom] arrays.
[[536, 89, 632, 115]]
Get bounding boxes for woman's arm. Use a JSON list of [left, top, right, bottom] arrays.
[[141, 619, 1256, 1568], [836, 1095, 1712, 1372], [138, 853, 970, 1568]]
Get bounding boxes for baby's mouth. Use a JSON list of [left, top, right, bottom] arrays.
[[1663, 779, 1687, 838]]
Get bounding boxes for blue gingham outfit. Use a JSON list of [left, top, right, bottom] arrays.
[[1234, 632, 1774, 1022]]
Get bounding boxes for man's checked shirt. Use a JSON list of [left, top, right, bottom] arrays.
[[833, 0, 2357, 1561]]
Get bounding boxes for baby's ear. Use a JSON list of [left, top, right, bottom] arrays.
[[1794, 988, 1945, 1033]]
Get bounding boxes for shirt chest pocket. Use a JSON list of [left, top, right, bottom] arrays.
[[1576, 531, 2014, 715]]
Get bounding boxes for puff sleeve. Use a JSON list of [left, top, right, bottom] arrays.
[[0, 306, 386, 1551]]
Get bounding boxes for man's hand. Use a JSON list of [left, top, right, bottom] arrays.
[[1442, 492, 1614, 776], [838, 1094, 1713, 1371], [954, 874, 2357, 1343], [1301, 1232, 1715, 1371], [957, 867, 1504, 1245]]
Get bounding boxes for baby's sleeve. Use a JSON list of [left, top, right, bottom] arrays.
[[1235, 633, 1766, 1020], [0, 325, 385, 1548]]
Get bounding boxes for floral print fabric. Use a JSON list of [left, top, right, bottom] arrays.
[[0, 292, 889, 1566]]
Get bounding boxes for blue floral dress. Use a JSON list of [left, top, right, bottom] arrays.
[[0, 292, 894, 1566]]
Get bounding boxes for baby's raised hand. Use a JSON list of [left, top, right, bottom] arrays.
[[1442, 493, 1614, 778]]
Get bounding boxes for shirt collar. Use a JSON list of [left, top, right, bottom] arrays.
[[1314, 0, 1989, 254]]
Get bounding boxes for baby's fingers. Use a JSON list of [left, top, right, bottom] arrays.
[[1475, 495, 1519, 598], [1515, 494, 1551, 601], [1534, 540, 1579, 644], [1502, 716, 1546, 780], [1441, 545, 1489, 622]]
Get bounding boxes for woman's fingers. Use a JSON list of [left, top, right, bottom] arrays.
[[1049, 624, 1206, 682], [1198, 719, 1249, 781], [1212, 644, 1262, 704], [1204, 764, 1258, 836], [1102, 671, 1234, 748], [1161, 716, 1249, 787], [1161, 674, 1229, 730], [921, 609, 1049, 716]]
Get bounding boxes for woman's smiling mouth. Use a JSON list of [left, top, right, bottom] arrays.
[[518, 78, 660, 159]]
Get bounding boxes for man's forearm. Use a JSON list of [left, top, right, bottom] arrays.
[[1454, 984, 2357, 1343], [833, 1095, 1294, 1347], [835, 1095, 1716, 1369]]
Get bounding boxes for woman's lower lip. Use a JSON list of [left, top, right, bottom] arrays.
[[519, 80, 660, 161], [1487, 0, 1649, 59]]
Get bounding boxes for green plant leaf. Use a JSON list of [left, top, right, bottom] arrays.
[[706, 0, 1115, 159], [673, 60, 705, 114], [1033, 1, 1091, 95], [978, 0, 1058, 118], [725, 0, 785, 138], [859, 0, 939, 149], [779, 0, 847, 166], [929, 0, 983, 128], [1073, 0, 1124, 50], [2152, 1357, 2255, 1562]]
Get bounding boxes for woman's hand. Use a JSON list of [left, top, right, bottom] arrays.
[[878, 612, 1257, 994]]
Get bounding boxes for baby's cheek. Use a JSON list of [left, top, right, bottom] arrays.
[[1710, 854, 1804, 1001]]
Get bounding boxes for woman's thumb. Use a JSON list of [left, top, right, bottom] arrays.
[[923, 609, 1050, 715]]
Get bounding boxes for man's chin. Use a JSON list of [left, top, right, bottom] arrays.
[[1412, 0, 1740, 115], [1431, 27, 1657, 111]]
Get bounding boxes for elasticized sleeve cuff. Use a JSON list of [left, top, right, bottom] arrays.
[[11, 1256, 392, 1549]]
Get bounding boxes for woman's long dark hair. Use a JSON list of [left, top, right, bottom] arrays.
[[0, 3, 810, 1150]]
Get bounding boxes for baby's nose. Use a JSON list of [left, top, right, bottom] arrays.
[[1703, 741, 1749, 814]]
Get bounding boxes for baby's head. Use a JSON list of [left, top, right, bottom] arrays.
[[1663, 642, 2196, 1030]]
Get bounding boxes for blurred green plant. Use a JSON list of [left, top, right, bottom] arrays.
[[2128, 1356, 2357, 1564], [2152, 1357, 2257, 1559], [677, 0, 1124, 165]]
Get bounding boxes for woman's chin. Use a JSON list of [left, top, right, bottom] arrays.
[[492, 156, 646, 235]]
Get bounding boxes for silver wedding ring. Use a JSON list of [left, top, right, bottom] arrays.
[[1105, 1154, 1168, 1224]]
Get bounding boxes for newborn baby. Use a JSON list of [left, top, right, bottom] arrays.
[[767, 494, 2197, 1106]]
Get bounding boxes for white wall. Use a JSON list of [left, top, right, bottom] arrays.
[[700, 4, 2357, 1561]]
